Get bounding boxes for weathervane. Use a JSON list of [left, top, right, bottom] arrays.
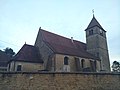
[[92, 9, 95, 17]]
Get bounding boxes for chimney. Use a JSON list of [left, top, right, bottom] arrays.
[[71, 37, 73, 43]]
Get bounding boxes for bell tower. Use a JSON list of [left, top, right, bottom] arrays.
[[85, 15, 110, 72]]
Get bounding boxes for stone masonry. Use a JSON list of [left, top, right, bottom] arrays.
[[0, 72, 120, 90]]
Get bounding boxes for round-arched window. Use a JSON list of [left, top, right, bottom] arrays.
[[81, 59, 85, 68], [64, 56, 69, 65]]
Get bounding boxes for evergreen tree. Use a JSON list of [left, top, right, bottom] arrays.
[[4, 47, 15, 57]]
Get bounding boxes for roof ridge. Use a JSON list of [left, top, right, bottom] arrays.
[[73, 39, 86, 45], [41, 29, 72, 39], [40, 29, 85, 44], [24, 44, 34, 47]]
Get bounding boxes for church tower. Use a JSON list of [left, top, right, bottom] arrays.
[[85, 15, 110, 72]]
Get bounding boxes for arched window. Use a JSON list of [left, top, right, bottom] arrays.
[[81, 59, 85, 68], [64, 56, 69, 65]]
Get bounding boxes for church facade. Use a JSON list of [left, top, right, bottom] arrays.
[[34, 28, 101, 72], [8, 16, 110, 72]]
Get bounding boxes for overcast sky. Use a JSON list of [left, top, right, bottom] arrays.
[[0, 0, 120, 65]]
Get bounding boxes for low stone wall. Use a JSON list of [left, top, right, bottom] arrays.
[[0, 72, 120, 90]]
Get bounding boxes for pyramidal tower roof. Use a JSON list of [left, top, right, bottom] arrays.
[[85, 15, 105, 31]]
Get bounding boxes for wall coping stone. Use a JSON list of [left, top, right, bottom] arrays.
[[0, 71, 120, 75]]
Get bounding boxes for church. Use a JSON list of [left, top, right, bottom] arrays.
[[7, 15, 110, 72]]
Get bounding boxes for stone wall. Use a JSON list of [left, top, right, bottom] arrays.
[[0, 72, 120, 90]]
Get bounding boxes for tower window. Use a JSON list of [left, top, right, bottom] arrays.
[[89, 30, 93, 35], [64, 56, 69, 65]]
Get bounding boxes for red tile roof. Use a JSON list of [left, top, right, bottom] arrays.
[[12, 44, 43, 63], [0, 50, 10, 67], [40, 29, 99, 60]]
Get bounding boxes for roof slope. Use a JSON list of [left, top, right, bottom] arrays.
[[12, 44, 43, 63], [0, 50, 10, 67], [40, 29, 99, 60], [86, 16, 104, 31]]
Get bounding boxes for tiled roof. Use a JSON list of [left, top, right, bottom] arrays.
[[40, 29, 99, 60], [86, 16, 105, 31], [0, 50, 10, 67], [12, 44, 43, 63]]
